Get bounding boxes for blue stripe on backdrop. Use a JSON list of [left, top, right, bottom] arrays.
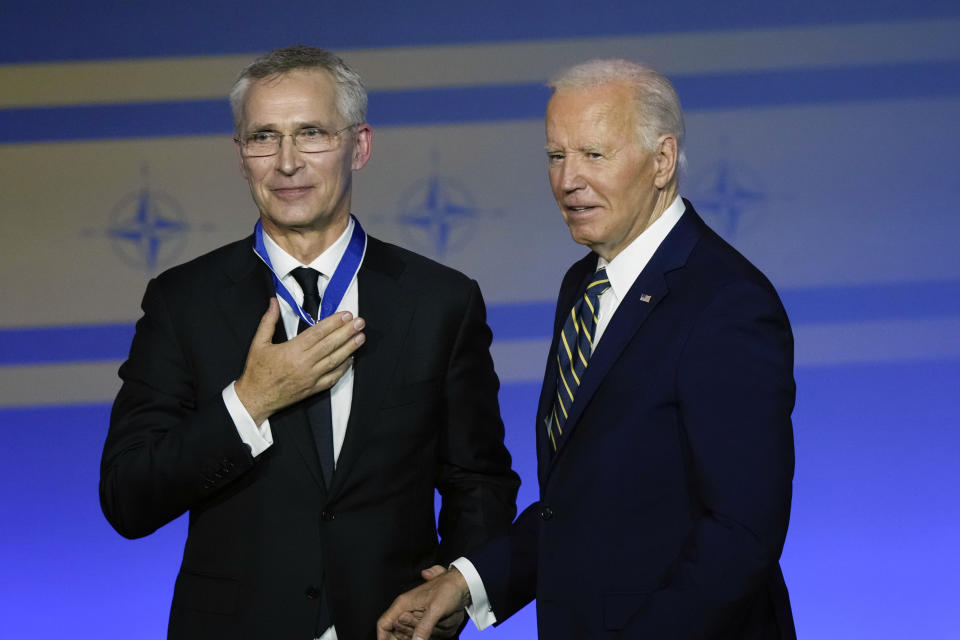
[[0, 99, 234, 144], [0, 323, 135, 365], [3, 280, 960, 365], [2, 0, 958, 63], [674, 61, 960, 110], [3, 61, 960, 144], [780, 282, 960, 324]]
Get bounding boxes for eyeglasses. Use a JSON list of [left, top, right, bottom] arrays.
[[235, 124, 359, 157]]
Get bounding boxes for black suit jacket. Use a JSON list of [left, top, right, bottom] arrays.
[[100, 233, 519, 640], [470, 202, 796, 638]]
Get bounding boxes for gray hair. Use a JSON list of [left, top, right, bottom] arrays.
[[549, 59, 686, 170], [229, 45, 367, 133]]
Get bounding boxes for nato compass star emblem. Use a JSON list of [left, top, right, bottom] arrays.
[[99, 168, 191, 273], [377, 153, 499, 259], [395, 172, 479, 258], [689, 155, 766, 239]]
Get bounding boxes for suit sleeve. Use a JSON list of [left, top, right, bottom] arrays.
[[465, 500, 540, 624], [623, 279, 796, 638], [463, 260, 588, 623], [99, 278, 256, 539], [434, 280, 520, 564]]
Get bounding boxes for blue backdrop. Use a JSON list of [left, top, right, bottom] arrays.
[[2, 2, 959, 637]]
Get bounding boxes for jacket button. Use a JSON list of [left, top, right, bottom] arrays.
[[540, 507, 553, 520], [321, 510, 335, 522], [305, 586, 321, 599]]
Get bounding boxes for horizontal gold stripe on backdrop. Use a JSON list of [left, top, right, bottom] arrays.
[[2, 19, 958, 108]]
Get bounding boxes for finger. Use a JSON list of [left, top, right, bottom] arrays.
[[310, 315, 365, 354], [299, 319, 365, 375], [376, 627, 402, 640], [421, 565, 446, 581], [252, 298, 280, 346], [411, 607, 444, 640], [396, 612, 420, 637], [376, 618, 399, 640], [378, 612, 418, 640], [298, 311, 353, 346], [392, 626, 414, 640], [308, 326, 365, 380], [399, 611, 422, 625], [308, 357, 354, 394], [377, 600, 416, 640], [316, 311, 366, 347]]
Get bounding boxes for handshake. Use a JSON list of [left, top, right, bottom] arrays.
[[376, 565, 473, 640]]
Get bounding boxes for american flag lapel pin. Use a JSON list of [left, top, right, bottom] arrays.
[[639, 293, 652, 303]]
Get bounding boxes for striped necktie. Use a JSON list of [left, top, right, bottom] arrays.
[[549, 267, 610, 451]]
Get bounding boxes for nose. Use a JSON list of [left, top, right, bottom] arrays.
[[276, 134, 304, 175], [557, 156, 585, 193]]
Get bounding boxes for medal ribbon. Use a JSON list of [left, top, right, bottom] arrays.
[[252, 214, 367, 327]]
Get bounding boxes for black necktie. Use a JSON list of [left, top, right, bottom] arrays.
[[289, 267, 335, 489]]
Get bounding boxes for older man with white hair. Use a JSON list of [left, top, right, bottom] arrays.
[[379, 59, 797, 640]]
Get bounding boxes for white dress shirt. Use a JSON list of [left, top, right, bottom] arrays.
[[452, 195, 686, 630], [220, 218, 361, 640]]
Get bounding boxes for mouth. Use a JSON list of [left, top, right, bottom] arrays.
[[564, 204, 599, 215], [271, 186, 313, 200]]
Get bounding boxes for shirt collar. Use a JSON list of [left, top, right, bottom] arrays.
[[598, 195, 685, 300], [261, 216, 355, 280]]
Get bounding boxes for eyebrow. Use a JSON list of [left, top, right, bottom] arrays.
[[543, 144, 605, 153], [245, 121, 330, 132]]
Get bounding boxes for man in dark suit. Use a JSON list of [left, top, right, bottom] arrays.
[[378, 59, 796, 639], [99, 46, 519, 640]]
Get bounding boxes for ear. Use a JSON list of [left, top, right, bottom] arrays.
[[653, 134, 678, 189], [351, 124, 373, 171]]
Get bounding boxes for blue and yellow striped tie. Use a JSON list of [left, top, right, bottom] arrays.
[[549, 267, 610, 450]]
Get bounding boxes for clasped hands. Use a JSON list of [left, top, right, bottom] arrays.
[[235, 298, 366, 424], [377, 565, 471, 640]]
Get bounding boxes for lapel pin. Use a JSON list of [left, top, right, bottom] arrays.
[[639, 293, 652, 303]]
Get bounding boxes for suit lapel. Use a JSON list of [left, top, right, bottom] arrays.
[[535, 361, 558, 488], [545, 205, 704, 471], [328, 239, 413, 496], [215, 236, 275, 354], [215, 235, 327, 490]]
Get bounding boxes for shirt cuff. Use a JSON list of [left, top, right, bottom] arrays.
[[450, 557, 497, 630], [222, 381, 273, 457]]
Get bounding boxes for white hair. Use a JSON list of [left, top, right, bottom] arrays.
[[549, 59, 687, 170]]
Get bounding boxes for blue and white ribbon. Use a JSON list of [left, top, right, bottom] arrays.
[[252, 214, 367, 326]]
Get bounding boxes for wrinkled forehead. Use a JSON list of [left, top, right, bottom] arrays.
[[546, 84, 637, 145]]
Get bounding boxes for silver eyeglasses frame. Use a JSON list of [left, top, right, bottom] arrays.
[[234, 123, 360, 157]]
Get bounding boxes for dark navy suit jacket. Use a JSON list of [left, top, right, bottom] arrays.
[[470, 202, 796, 639]]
